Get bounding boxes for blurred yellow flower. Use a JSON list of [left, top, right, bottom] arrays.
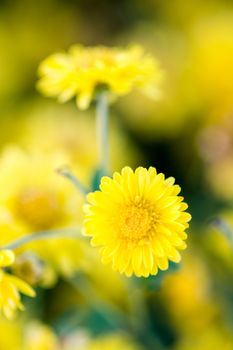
[[162, 253, 216, 334], [0, 250, 35, 319], [84, 166, 191, 277], [37, 44, 162, 110], [175, 326, 233, 350], [83, 333, 141, 350], [0, 147, 80, 231], [0, 249, 15, 267], [190, 12, 233, 112], [63, 332, 141, 350], [25, 322, 60, 350], [0, 318, 60, 350], [0, 146, 87, 283], [0, 317, 22, 350]]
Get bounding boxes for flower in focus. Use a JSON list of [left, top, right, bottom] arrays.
[[83, 166, 191, 277], [0, 249, 35, 319], [37, 44, 162, 110]]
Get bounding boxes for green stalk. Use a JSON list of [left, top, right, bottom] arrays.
[[96, 91, 109, 175], [57, 167, 89, 196], [4, 228, 83, 250]]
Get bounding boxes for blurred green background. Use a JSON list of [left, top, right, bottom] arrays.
[[1, 0, 233, 349]]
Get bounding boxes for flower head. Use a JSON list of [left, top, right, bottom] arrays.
[[37, 44, 162, 110], [83, 167, 191, 277], [0, 146, 87, 283], [0, 249, 35, 319]]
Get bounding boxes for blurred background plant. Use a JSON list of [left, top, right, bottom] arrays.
[[0, 0, 233, 348]]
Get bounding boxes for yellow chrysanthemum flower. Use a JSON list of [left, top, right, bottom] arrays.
[[0, 250, 35, 319], [84, 167, 191, 277], [0, 146, 88, 284], [37, 44, 162, 110]]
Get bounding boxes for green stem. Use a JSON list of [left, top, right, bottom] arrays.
[[4, 228, 83, 250], [96, 91, 109, 175], [57, 167, 89, 196], [127, 284, 166, 350]]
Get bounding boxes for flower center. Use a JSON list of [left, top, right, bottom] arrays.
[[16, 188, 60, 229], [116, 199, 158, 244]]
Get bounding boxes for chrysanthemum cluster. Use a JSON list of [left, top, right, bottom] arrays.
[[37, 44, 162, 109], [0, 42, 192, 329]]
